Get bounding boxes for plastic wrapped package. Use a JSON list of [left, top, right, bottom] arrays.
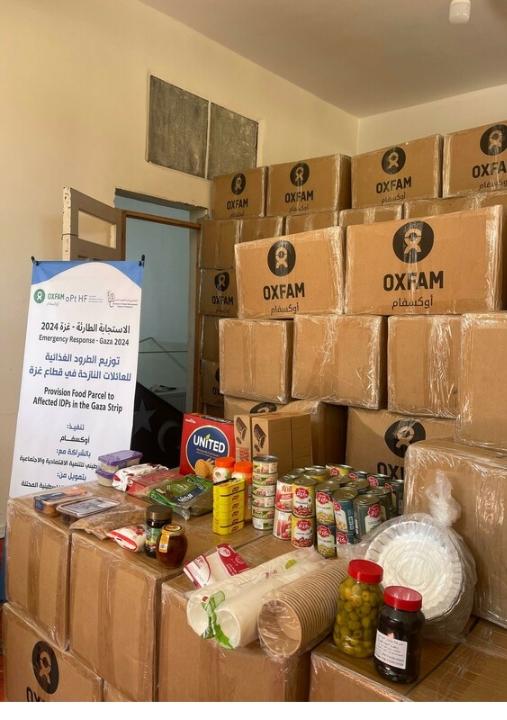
[[292, 314, 387, 409], [219, 318, 293, 403], [285, 210, 338, 235], [404, 438, 507, 628], [345, 206, 503, 315], [339, 203, 403, 227], [239, 215, 285, 243], [443, 120, 507, 197], [235, 227, 344, 319], [210, 166, 266, 220], [198, 218, 241, 269], [198, 268, 238, 317], [267, 154, 351, 216], [351, 135, 442, 209], [257, 559, 348, 658], [388, 315, 461, 418], [457, 313, 507, 451]]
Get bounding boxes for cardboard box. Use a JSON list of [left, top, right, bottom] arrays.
[[201, 315, 220, 362], [240, 215, 284, 243], [202, 403, 224, 418], [198, 268, 238, 317], [224, 397, 347, 466], [219, 318, 293, 403], [200, 359, 222, 407], [443, 120, 507, 197], [285, 211, 338, 235], [309, 636, 454, 701], [158, 535, 311, 701], [199, 219, 241, 269], [388, 316, 461, 418], [211, 167, 266, 220], [346, 408, 455, 480], [339, 203, 403, 227], [352, 135, 442, 208], [408, 621, 507, 701], [292, 314, 387, 409], [404, 439, 507, 627], [345, 207, 503, 315], [457, 313, 507, 450], [233, 412, 312, 474], [103, 683, 134, 701], [267, 154, 351, 216], [3, 603, 102, 702], [404, 195, 470, 217], [236, 227, 344, 319], [179, 413, 235, 475], [69, 514, 262, 701]]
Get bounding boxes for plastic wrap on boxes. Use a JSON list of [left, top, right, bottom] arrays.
[[388, 315, 461, 418], [285, 211, 338, 235], [199, 218, 241, 269], [198, 268, 237, 317], [457, 313, 507, 451], [240, 215, 284, 243], [339, 204, 403, 227], [210, 167, 266, 220], [219, 318, 293, 403], [292, 314, 386, 409]]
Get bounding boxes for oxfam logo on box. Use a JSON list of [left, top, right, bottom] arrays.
[[384, 419, 426, 459], [186, 425, 229, 469]]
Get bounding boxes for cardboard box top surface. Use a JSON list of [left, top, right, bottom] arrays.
[[269, 153, 350, 169], [354, 134, 442, 160]]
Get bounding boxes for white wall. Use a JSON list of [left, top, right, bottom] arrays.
[[358, 82, 507, 152], [0, 0, 357, 523]]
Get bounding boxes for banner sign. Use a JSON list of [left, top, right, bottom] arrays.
[[10, 260, 143, 497]]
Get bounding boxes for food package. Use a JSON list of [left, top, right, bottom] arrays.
[[457, 313, 507, 451], [219, 318, 293, 403], [339, 203, 403, 227], [184, 544, 249, 588], [69, 503, 146, 539], [388, 315, 461, 418], [179, 413, 235, 476], [239, 215, 284, 243], [404, 438, 507, 628], [107, 525, 146, 552], [284, 211, 338, 234], [292, 314, 386, 409], [199, 218, 241, 269], [210, 167, 266, 220]]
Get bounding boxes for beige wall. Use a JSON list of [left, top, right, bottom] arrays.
[[0, 0, 357, 523], [358, 82, 507, 152]]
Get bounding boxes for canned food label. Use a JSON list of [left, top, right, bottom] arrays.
[[374, 630, 408, 670], [291, 516, 314, 548], [316, 491, 334, 524], [364, 503, 382, 533], [316, 525, 336, 558], [273, 510, 291, 540], [295, 487, 310, 499], [368, 474, 379, 487], [336, 530, 355, 545]]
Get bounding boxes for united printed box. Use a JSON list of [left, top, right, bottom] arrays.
[[179, 413, 235, 475]]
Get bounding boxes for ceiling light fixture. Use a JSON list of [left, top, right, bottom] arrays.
[[449, 0, 471, 24]]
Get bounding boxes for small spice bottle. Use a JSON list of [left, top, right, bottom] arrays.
[[212, 457, 235, 484], [374, 586, 425, 684], [144, 505, 172, 558], [156, 523, 188, 568]]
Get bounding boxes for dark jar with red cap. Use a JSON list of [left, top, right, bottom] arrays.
[[374, 586, 425, 684], [333, 559, 384, 658]]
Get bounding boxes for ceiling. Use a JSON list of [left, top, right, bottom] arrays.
[[141, 0, 507, 116]]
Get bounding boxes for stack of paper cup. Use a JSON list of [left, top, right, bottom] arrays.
[[251, 455, 278, 531]]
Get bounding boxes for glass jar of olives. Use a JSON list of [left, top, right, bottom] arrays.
[[333, 559, 383, 658]]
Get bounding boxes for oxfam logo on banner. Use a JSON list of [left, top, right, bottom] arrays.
[[32, 641, 59, 695], [381, 147, 406, 174], [480, 124, 507, 156], [33, 288, 45, 304], [392, 221, 434, 264], [384, 420, 426, 459], [186, 425, 229, 470], [231, 173, 246, 195], [267, 239, 296, 276]]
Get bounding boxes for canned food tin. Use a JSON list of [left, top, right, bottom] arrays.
[[253, 455, 278, 475], [252, 472, 278, 486], [291, 515, 314, 548], [273, 508, 292, 540], [252, 507, 275, 520], [252, 495, 276, 509], [367, 473, 390, 488], [335, 530, 357, 547], [332, 488, 357, 533], [327, 464, 353, 478], [252, 482, 276, 497], [345, 478, 370, 495], [252, 516, 274, 531], [385, 478, 404, 516], [289, 468, 306, 477], [275, 478, 293, 512], [348, 470, 368, 482], [316, 524, 336, 558], [292, 476, 317, 518], [315, 479, 341, 524], [369, 486, 393, 520], [354, 494, 383, 539], [304, 467, 329, 482]]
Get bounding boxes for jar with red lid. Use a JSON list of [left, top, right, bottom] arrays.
[[333, 559, 383, 658], [156, 523, 188, 568], [374, 586, 425, 684]]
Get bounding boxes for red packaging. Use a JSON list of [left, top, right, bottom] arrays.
[[179, 414, 236, 476]]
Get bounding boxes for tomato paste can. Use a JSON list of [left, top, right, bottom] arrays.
[[275, 477, 293, 512], [354, 494, 383, 539], [368, 486, 393, 520], [316, 523, 336, 558], [253, 455, 278, 475], [367, 473, 390, 488], [252, 516, 274, 531], [273, 508, 292, 540], [335, 530, 357, 547], [304, 467, 329, 482], [292, 476, 317, 518], [327, 464, 353, 478], [291, 515, 315, 548], [384, 478, 404, 516], [315, 479, 341, 524], [332, 488, 357, 533]]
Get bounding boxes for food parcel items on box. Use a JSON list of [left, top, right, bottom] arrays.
[[285, 211, 338, 235], [388, 315, 461, 418], [267, 154, 351, 216], [240, 215, 285, 243], [443, 120, 507, 197], [210, 166, 266, 220], [219, 318, 293, 403], [198, 268, 238, 317], [351, 135, 442, 209], [339, 203, 403, 227], [292, 314, 387, 409], [345, 207, 503, 315], [235, 227, 344, 319]]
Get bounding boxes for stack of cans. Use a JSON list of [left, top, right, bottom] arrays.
[[212, 476, 245, 535], [251, 455, 278, 531], [290, 466, 324, 548]]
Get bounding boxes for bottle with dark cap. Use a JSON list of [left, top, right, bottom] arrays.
[[144, 505, 173, 558]]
